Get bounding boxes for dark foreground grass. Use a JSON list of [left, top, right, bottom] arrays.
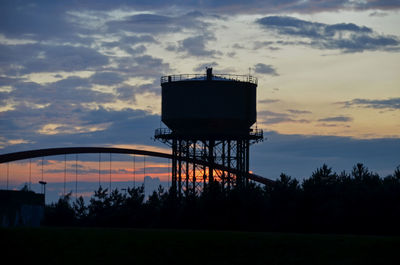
[[1, 228, 400, 265]]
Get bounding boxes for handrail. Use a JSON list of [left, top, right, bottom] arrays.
[[161, 74, 257, 85], [154, 128, 263, 138]]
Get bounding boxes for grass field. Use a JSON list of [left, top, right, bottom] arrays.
[[1, 228, 400, 265]]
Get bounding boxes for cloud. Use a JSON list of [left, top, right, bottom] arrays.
[[0, 103, 162, 154], [232, 43, 245, 49], [339, 97, 400, 110], [254, 63, 279, 76], [107, 14, 173, 34], [45, 164, 166, 176], [106, 12, 209, 35], [317, 123, 350, 128], [175, 35, 220, 57], [1, 103, 107, 139], [252, 131, 400, 179], [318, 116, 353, 122], [0, 2, 80, 40], [102, 35, 156, 55], [259, 99, 280, 104], [0, 43, 109, 75], [72, 0, 400, 14], [193, 62, 219, 72], [256, 16, 400, 53], [0, 73, 140, 148], [115, 85, 137, 103], [109, 36, 156, 55], [90, 71, 126, 86], [121, 35, 158, 45], [6, 77, 114, 106], [1, 1, 399, 41], [258, 16, 324, 38], [369, 11, 389, 17], [287, 109, 312, 114], [361, 0, 400, 11], [106, 55, 170, 92], [258, 110, 310, 124], [253, 41, 281, 51], [117, 44, 148, 56], [28, 45, 109, 73], [114, 55, 170, 76]]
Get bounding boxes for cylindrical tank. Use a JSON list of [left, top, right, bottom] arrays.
[[161, 69, 257, 136]]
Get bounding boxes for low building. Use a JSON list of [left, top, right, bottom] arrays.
[[0, 190, 45, 227]]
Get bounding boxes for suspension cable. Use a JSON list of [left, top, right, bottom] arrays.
[[98, 153, 101, 188], [64, 154, 66, 196], [29, 159, 32, 191], [41, 157, 44, 182], [168, 159, 170, 188], [109, 153, 112, 191], [133, 155, 136, 187], [75, 154, 78, 199], [6, 163, 9, 190], [143, 155, 146, 189]]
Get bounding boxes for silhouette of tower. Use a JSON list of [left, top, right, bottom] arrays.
[[155, 68, 263, 196]]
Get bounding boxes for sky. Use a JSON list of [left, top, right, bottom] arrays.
[[0, 0, 399, 199]]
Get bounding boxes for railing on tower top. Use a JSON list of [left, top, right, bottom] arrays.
[[249, 128, 264, 138], [154, 127, 264, 139], [160, 74, 258, 85]]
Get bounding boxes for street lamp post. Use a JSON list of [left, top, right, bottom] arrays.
[[39, 180, 47, 198]]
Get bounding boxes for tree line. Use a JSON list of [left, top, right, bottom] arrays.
[[43, 163, 400, 234]]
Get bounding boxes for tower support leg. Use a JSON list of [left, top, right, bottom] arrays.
[[169, 137, 251, 195]]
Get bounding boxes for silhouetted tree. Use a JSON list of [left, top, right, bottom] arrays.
[[73, 196, 87, 221], [41, 164, 400, 235], [20, 183, 30, 192], [43, 192, 75, 226], [267, 173, 301, 231], [122, 185, 145, 226]]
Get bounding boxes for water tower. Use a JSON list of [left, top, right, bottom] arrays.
[[155, 68, 263, 196]]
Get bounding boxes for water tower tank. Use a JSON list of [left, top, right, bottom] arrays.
[[161, 68, 257, 136]]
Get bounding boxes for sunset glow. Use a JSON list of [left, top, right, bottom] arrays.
[[1, 158, 170, 185]]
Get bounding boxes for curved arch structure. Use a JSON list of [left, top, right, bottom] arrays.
[[0, 147, 274, 186]]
